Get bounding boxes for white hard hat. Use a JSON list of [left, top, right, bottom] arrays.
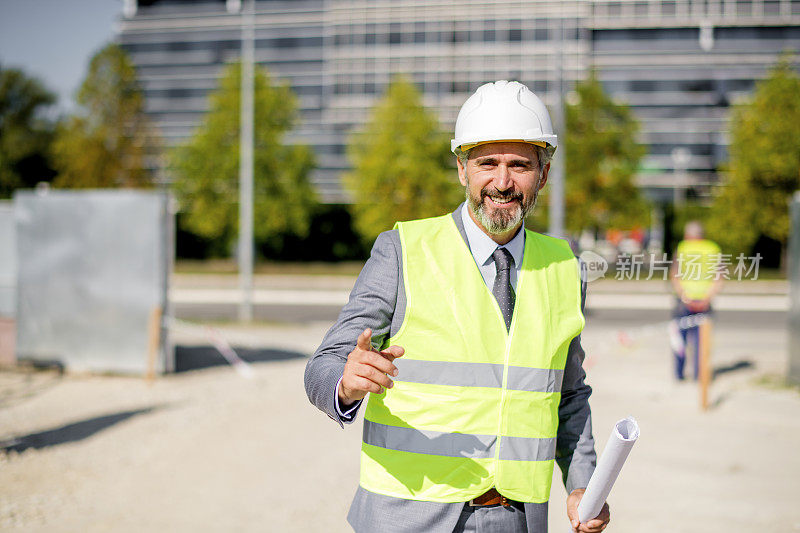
[[451, 80, 557, 155]]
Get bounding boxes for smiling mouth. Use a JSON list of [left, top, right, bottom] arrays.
[[488, 196, 515, 204], [483, 191, 522, 206]]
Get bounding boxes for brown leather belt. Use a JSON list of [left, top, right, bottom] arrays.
[[468, 488, 520, 508]]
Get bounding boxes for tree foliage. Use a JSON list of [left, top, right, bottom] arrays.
[[564, 71, 649, 234], [0, 65, 57, 198], [171, 61, 316, 254], [51, 43, 155, 188], [707, 54, 800, 258], [345, 76, 462, 245]]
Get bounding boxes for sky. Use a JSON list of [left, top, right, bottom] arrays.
[[0, 0, 123, 113]]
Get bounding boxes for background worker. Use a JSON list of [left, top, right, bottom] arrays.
[[305, 81, 609, 533], [669, 220, 723, 380]]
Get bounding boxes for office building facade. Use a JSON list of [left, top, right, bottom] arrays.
[[118, 0, 800, 203]]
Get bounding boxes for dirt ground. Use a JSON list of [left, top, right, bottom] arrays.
[[1, 315, 799, 532]]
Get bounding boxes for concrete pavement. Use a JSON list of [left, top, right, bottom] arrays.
[[2, 306, 797, 532]]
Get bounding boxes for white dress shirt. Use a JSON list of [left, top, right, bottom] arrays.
[[459, 203, 525, 291]]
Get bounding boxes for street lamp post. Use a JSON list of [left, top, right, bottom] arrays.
[[237, 0, 255, 322], [671, 147, 690, 207], [549, 1, 567, 239]]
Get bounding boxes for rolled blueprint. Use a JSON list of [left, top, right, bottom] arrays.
[[577, 416, 640, 523]]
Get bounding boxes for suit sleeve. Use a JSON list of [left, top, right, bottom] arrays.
[[304, 230, 401, 427], [555, 259, 597, 493]]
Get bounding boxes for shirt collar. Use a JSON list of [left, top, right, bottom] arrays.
[[460, 203, 525, 268]]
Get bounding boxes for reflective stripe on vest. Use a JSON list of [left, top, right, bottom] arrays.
[[359, 214, 584, 503], [391, 359, 564, 392]]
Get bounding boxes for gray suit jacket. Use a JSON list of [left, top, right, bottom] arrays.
[[304, 206, 596, 533]]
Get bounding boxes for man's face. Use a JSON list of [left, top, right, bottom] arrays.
[[457, 142, 549, 240]]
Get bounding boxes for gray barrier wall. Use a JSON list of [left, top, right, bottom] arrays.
[[0, 201, 15, 317], [789, 192, 800, 386], [15, 190, 173, 374]]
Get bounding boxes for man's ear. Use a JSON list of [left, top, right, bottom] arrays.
[[537, 163, 550, 191], [457, 157, 468, 187]]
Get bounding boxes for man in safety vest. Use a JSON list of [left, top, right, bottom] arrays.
[[669, 221, 723, 380], [305, 81, 609, 533]]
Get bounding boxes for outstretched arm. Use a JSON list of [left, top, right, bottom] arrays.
[[304, 230, 401, 426]]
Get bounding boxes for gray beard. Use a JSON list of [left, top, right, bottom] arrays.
[[465, 177, 539, 235]]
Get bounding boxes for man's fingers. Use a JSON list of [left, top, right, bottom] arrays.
[[380, 345, 405, 361], [580, 509, 610, 532], [363, 351, 398, 376], [578, 522, 607, 533], [356, 329, 372, 351], [349, 375, 384, 395], [356, 364, 394, 389]]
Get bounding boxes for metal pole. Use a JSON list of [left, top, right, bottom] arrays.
[[549, 0, 566, 239], [238, 0, 254, 322], [788, 192, 800, 385], [699, 317, 712, 410]]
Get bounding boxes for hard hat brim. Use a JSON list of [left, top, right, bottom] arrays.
[[451, 137, 557, 154]]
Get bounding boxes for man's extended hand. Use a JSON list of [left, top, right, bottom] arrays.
[[338, 328, 405, 406], [567, 488, 610, 533]]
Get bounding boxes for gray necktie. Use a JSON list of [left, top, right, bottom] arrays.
[[492, 247, 515, 331]]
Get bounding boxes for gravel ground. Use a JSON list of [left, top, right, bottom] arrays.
[[1, 316, 798, 532]]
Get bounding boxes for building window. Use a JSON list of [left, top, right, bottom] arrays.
[[450, 80, 469, 93], [509, 19, 522, 42], [631, 80, 657, 91], [763, 0, 780, 14], [736, 0, 752, 15], [483, 20, 496, 42], [389, 23, 402, 44]]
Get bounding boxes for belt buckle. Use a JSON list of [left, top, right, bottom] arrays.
[[468, 495, 509, 507]]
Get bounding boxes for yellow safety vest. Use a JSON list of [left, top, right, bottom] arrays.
[[360, 214, 585, 503], [675, 239, 721, 300]]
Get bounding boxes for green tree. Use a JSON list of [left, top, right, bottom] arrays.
[[708, 54, 800, 263], [564, 71, 649, 235], [345, 76, 461, 245], [171, 61, 316, 254], [51, 43, 155, 188], [0, 65, 57, 198]]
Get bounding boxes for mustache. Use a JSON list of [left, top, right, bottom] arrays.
[[481, 188, 523, 202]]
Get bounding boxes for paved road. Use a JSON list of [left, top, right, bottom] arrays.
[[171, 301, 786, 330]]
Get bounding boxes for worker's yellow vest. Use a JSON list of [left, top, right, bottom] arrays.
[[675, 239, 721, 300], [360, 214, 585, 503]]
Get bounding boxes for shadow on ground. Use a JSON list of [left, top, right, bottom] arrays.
[[713, 359, 754, 379], [174, 345, 306, 373], [0, 406, 159, 453]]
